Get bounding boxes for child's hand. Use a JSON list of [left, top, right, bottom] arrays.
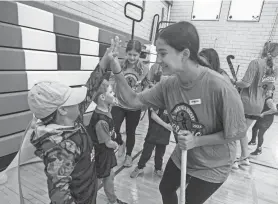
[[166, 124, 172, 132], [105, 36, 121, 60], [259, 113, 265, 118], [113, 142, 119, 150]]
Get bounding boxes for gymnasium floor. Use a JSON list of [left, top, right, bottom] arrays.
[[0, 113, 278, 204]]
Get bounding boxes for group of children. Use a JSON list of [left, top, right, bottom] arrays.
[[24, 22, 278, 204], [26, 38, 172, 204]]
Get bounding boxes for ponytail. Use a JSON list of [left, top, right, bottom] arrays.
[[196, 55, 211, 68], [266, 53, 274, 75], [261, 41, 278, 76]]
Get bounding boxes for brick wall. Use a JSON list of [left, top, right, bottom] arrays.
[[170, 0, 278, 102], [42, 0, 169, 42]]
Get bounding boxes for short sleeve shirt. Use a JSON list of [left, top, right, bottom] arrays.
[[138, 67, 246, 183], [240, 59, 278, 115]]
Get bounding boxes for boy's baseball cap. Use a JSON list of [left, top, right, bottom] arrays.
[[28, 81, 87, 119]]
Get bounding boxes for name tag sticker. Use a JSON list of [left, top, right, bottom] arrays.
[[189, 99, 201, 105]]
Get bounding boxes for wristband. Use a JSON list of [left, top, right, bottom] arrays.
[[113, 69, 122, 75]]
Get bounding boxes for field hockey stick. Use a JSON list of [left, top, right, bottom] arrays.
[[236, 65, 240, 76], [226, 55, 241, 93], [226, 55, 237, 82], [180, 150, 187, 204], [178, 130, 188, 204]]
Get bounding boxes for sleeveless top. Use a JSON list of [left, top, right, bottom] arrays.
[[145, 108, 171, 145], [259, 96, 275, 122], [87, 111, 117, 178]]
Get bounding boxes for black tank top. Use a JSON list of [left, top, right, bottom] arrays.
[[87, 111, 117, 178]]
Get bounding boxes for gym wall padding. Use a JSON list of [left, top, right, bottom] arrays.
[[0, 1, 153, 160]]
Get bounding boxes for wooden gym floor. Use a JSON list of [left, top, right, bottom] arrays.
[[0, 112, 278, 204]]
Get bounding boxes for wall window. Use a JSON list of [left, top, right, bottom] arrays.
[[191, 0, 222, 21], [227, 0, 264, 22]]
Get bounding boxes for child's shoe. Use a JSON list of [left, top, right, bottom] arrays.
[[251, 147, 262, 155], [154, 169, 164, 177], [239, 157, 250, 166], [232, 156, 250, 170], [232, 160, 239, 170], [248, 141, 256, 145], [123, 155, 133, 167], [130, 166, 144, 178]]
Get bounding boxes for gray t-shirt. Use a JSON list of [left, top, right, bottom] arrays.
[[240, 59, 277, 115], [138, 67, 246, 183], [110, 59, 149, 110]]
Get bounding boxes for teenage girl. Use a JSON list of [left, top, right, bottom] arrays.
[[233, 42, 278, 169], [249, 86, 277, 155], [110, 40, 149, 167], [108, 22, 247, 204], [199, 48, 231, 83]]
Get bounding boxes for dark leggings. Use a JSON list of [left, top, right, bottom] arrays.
[[251, 118, 274, 148], [111, 106, 141, 156], [159, 159, 223, 204], [138, 141, 166, 170]]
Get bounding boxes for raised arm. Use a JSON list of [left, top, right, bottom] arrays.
[[79, 42, 115, 116]]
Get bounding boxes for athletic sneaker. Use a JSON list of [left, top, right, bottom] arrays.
[[108, 198, 128, 204], [154, 169, 164, 177], [251, 147, 262, 155], [130, 166, 144, 178], [232, 157, 250, 170], [117, 142, 126, 157], [232, 160, 239, 169], [239, 157, 250, 166], [248, 141, 256, 145], [123, 155, 133, 167]]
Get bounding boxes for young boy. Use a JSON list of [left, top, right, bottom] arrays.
[[26, 41, 116, 204], [130, 64, 172, 178], [87, 79, 128, 204]]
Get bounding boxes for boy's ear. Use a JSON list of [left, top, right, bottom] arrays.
[[100, 94, 106, 101], [57, 107, 67, 116]]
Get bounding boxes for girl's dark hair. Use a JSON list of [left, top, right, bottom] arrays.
[[199, 48, 226, 74], [261, 42, 278, 75], [156, 21, 209, 68], [122, 40, 144, 75], [126, 40, 142, 53]]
